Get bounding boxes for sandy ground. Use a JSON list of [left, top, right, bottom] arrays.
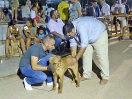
[[0, 39, 132, 99]]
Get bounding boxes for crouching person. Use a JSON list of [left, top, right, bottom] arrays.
[[19, 35, 55, 90]]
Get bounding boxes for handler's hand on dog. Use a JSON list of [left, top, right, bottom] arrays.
[[70, 57, 78, 66], [47, 65, 55, 72]]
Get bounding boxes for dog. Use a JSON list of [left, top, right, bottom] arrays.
[[49, 55, 80, 94]]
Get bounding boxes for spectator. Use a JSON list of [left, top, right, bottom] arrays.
[[23, 18, 37, 49], [5, 20, 26, 59], [93, 1, 100, 17], [111, 2, 119, 33], [30, 2, 44, 22], [38, 3, 44, 18], [0, 0, 6, 21], [100, 0, 111, 35], [118, 0, 127, 40], [86, 2, 95, 17], [63, 17, 109, 85], [45, 4, 54, 22], [47, 10, 69, 51], [69, 0, 82, 22], [19, 35, 55, 90], [22, 0, 31, 21], [125, 4, 130, 14], [57, 0, 69, 23], [36, 25, 49, 43], [9, 0, 19, 21]]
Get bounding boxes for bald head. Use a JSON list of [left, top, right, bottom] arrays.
[[42, 35, 54, 44]]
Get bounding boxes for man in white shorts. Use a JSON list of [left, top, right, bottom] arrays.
[[118, 0, 127, 40]]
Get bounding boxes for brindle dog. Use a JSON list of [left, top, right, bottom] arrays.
[[49, 55, 80, 94]]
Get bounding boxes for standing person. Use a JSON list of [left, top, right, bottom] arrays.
[[69, 0, 82, 22], [63, 17, 109, 85], [100, 0, 110, 35], [57, 0, 69, 24], [19, 35, 55, 90], [86, 2, 95, 17], [9, 0, 19, 20], [118, 0, 127, 40], [93, 1, 100, 17]]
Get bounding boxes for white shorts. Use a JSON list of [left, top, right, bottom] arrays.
[[118, 17, 127, 27]]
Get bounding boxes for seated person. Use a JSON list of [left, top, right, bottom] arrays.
[[47, 10, 69, 51], [36, 25, 49, 43], [30, 2, 44, 23], [22, 0, 31, 21], [5, 20, 26, 59], [38, 3, 44, 18], [23, 18, 37, 49]]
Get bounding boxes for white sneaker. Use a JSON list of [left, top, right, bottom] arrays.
[[47, 82, 59, 88], [23, 77, 33, 90]]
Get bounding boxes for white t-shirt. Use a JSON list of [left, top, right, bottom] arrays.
[[101, 3, 110, 16], [47, 18, 64, 36], [111, 4, 119, 14], [118, 4, 126, 14]]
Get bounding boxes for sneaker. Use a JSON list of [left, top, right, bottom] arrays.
[[47, 82, 59, 88], [23, 77, 32, 90]]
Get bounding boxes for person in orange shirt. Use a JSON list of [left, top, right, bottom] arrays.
[[57, 0, 69, 23]]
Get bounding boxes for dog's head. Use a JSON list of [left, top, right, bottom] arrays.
[[49, 56, 63, 71]]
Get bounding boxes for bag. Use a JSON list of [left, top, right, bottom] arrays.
[[57, 41, 67, 53]]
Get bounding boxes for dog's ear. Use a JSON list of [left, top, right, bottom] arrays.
[[49, 56, 56, 63]]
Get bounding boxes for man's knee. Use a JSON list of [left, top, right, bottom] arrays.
[[37, 73, 47, 83]]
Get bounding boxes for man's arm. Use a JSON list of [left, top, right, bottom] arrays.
[[76, 47, 86, 60], [51, 31, 65, 40], [31, 56, 48, 71]]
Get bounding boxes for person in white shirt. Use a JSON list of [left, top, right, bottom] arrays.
[[47, 10, 69, 51], [118, 0, 127, 40], [100, 0, 110, 35], [22, 0, 31, 20], [63, 17, 109, 85]]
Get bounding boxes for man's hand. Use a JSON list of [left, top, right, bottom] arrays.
[[60, 35, 66, 40], [12, 37, 17, 42], [47, 65, 56, 72], [70, 57, 78, 66]]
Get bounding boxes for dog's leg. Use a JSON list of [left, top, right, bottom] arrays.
[[58, 75, 64, 94], [52, 74, 57, 91], [68, 69, 75, 83], [72, 64, 80, 87]]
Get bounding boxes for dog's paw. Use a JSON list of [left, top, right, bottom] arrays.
[[58, 90, 62, 94], [51, 87, 56, 91]]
